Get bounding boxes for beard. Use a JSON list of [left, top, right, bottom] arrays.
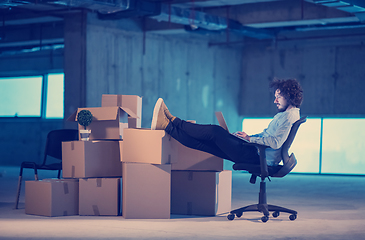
[[277, 103, 289, 112]]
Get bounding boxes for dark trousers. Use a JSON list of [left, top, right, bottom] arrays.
[[165, 118, 259, 164]]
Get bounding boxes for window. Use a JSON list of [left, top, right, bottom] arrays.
[[0, 74, 64, 119], [289, 118, 321, 173], [241, 118, 272, 136], [46, 73, 64, 119], [321, 119, 365, 175], [0, 76, 42, 117]]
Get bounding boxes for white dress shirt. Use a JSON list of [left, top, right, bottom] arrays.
[[249, 107, 300, 166]]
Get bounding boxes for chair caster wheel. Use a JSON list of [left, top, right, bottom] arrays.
[[289, 214, 297, 221], [227, 213, 235, 221], [261, 215, 269, 223], [236, 212, 242, 218], [272, 211, 280, 218]]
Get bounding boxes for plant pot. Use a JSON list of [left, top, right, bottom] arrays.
[[79, 129, 91, 141]]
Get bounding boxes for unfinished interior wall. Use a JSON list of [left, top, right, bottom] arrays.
[[240, 36, 365, 117], [0, 49, 64, 166], [84, 13, 243, 130], [2, 11, 365, 167], [0, 12, 243, 166]]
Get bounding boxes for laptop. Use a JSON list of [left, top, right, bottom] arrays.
[[215, 111, 249, 142]]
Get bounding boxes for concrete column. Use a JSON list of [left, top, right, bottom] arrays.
[[63, 10, 87, 128]]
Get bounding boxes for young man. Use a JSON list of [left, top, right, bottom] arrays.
[[151, 78, 303, 166]]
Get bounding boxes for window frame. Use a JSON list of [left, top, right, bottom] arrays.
[[0, 71, 64, 120]]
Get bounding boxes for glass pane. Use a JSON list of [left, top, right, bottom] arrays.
[[290, 118, 321, 173], [46, 73, 64, 119], [0, 76, 42, 117], [242, 118, 272, 136], [322, 119, 365, 174]]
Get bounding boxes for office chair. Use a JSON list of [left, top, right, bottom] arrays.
[[227, 116, 307, 222], [14, 129, 78, 209]]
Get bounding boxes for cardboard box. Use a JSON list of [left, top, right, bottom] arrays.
[[170, 138, 223, 171], [122, 128, 177, 165], [122, 162, 171, 219], [62, 140, 123, 178], [25, 179, 79, 217], [68, 107, 139, 140], [102, 94, 142, 128], [79, 178, 121, 216], [171, 170, 232, 216]]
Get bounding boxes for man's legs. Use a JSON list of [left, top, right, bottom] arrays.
[[165, 118, 259, 164]]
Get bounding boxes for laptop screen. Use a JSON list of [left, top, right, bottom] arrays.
[[215, 111, 229, 132]]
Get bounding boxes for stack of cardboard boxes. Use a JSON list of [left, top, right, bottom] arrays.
[[170, 137, 232, 216], [25, 95, 141, 217], [24, 95, 232, 218]]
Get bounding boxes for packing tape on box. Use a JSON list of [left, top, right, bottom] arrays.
[[71, 166, 75, 178], [63, 182, 69, 194], [92, 205, 100, 216], [96, 178, 102, 187]]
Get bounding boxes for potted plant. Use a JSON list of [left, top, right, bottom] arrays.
[[77, 110, 93, 141]]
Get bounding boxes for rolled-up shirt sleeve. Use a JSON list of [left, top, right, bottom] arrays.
[[249, 119, 292, 149]]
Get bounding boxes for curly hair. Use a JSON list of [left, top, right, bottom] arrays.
[[270, 78, 303, 108]]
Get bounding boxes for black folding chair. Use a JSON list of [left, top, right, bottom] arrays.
[[14, 129, 78, 209]]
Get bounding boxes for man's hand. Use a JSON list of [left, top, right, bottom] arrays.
[[233, 131, 251, 141]]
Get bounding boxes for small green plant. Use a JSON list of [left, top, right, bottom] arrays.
[[77, 110, 93, 130]]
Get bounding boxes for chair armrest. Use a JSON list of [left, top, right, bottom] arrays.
[[242, 141, 270, 179]]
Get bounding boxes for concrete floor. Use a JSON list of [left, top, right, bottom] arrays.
[[1, 165, 365, 240]]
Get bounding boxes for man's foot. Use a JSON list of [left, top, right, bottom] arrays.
[[164, 104, 175, 122], [151, 98, 170, 130]]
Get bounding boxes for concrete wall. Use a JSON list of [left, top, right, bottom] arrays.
[[0, 13, 243, 166], [240, 36, 365, 117], [0, 120, 64, 166], [1, 12, 365, 167], [0, 50, 64, 166], [84, 14, 243, 130]]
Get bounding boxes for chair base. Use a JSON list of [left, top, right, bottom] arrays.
[[228, 203, 297, 222]]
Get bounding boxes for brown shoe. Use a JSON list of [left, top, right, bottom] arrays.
[[151, 98, 170, 130], [163, 103, 175, 122]]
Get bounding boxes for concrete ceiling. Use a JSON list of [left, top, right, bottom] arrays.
[[1, 0, 365, 52]]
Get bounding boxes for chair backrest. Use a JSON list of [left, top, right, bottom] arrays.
[[42, 129, 79, 164], [281, 116, 307, 162], [272, 116, 307, 177]]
